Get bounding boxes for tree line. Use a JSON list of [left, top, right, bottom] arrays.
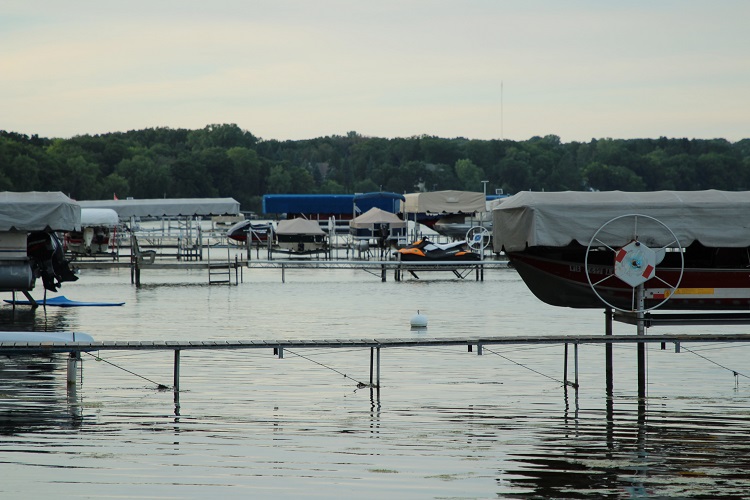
[[1, 124, 748, 213]]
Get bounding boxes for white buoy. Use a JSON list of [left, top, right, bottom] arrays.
[[410, 310, 428, 329]]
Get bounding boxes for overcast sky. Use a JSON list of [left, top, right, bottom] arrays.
[[2, 1, 748, 142]]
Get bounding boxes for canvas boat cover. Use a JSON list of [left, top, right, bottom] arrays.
[[81, 208, 119, 227], [276, 218, 326, 235], [493, 190, 750, 252], [79, 198, 240, 219], [349, 207, 406, 229], [401, 190, 485, 214], [0, 191, 80, 231]]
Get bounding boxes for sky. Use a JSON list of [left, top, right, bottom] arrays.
[[2, 1, 748, 143]]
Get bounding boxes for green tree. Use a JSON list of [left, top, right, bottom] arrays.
[[266, 165, 293, 193], [454, 158, 485, 192]]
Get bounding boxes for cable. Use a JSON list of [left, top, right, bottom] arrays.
[[284, 348, 369, 388], [84, 351, 170, 389], [482, 346, 565, 386], [679, 345, 750, 380]]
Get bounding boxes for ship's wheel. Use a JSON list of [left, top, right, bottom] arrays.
[[584, 214, 684, 312], [466, 226, 491, 251]]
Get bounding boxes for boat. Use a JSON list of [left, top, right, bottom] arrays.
[[0, 192, 80, 298], [274, 218, 327, 254], [493, 190, 750, 311], [64, 208, 119, 255], [226, 219, 273, 244], [396, 238, 480, 261]]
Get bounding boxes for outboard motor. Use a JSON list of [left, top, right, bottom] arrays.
[[27, 231, 78, 292]]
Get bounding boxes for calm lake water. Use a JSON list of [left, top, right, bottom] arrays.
[[2, 257, 750, 499]]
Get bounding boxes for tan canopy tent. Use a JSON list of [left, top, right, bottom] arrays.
[[349, 207, 406, 229], [275, 218, 326, 235], [401, 190, 485, 214]]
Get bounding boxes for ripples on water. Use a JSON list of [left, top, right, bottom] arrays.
[[2, 265, 750, 498]]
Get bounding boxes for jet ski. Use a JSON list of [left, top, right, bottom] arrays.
[[396, 238, 480, 261]]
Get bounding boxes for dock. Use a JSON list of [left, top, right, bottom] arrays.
[[72, 258, 509, 282], [4, 332, 750, 396]]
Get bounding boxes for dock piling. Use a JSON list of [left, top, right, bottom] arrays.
[[173, 349, 181, 393], [67, 351, 81, 385]]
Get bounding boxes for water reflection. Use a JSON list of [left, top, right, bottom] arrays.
[[499, 397, 750, 498], [0, 305, 72, 332], [0, 356, 83, 435]]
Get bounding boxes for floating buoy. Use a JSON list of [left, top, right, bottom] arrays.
[[410, 310, 428, 329]]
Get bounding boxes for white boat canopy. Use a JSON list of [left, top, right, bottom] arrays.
[[78, 198, 240, 219], [493, 190, 750, 252], [80, 208, 119, 227], [0, 191, 80, 231], [401, 190, 485, 214], [276, 218, 326, 236], [349, 207, 406, 229]]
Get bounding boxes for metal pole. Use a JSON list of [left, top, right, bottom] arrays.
[[636, 284, 646, 399], [574, 342, 579, 389], [174, 350, 181, 393], [370, 347, 374, 386], [563, 342, 568, 386], [605, 307, 613, 397], [376, 347, 381, 388]]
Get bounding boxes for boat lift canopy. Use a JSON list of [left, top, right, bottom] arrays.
[[78, 198, 240, 219], [0, 191, 80, 231], [493, 190, 750, 253], [401, 190, 485, 215]]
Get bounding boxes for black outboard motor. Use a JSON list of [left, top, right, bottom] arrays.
[[27, 231, 78, 292]]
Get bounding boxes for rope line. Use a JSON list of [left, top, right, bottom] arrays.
[[482, 346, 565, 386], [679, 345, 750, 380], [84, 352, 169, 389], [285, 349, 369, 388]]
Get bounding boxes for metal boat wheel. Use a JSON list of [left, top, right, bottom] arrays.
[[465, 226, 491, 251], [584, 214, 684, 312]]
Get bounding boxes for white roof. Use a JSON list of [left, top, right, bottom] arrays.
[[401, 190, 485, 214], [0, 191, 80, 231], [78, 198, 240, 219], [81, 208, 119, 227], [493, 190, 750, 252], [349, 207, 406, 229], [276, 218, 326, 235]]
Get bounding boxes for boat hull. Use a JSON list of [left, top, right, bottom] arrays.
[[508, 250, 750, 310]]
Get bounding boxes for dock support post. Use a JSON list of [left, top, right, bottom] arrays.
[[281, 263, 285, 283], [67, 351, 80, 385], [605, 307, 613, 396], [476, 343, 483, 355], [574, 342, 579, 389], [636, 284, 646, 399], [564, 343, 568, 386], [381, 264, 386, 282], [370, 347, 374, 386], [173, 350, 181, 393], [376, 347, 381, 388]]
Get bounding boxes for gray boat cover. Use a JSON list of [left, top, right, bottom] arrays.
[[0, 192, 81, 231], [349, 208, 406, 229], [493, 190, 750, 252], [401, 190, 485, 214], [276, 218, 326, 235], [78, 198, 240, 218]]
